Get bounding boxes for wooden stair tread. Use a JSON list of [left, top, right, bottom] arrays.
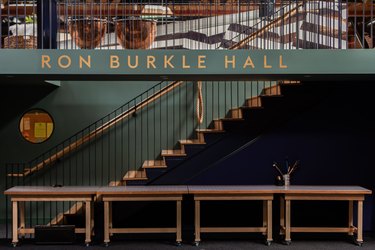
[[262, 85, 281, 96], [179, 139, 205, 145], [123, 170, 148, 180], [221, 117, 245, 122], [142, 160, 167, 168], [246, 96, 262, 107], [196, 129, 225, 133], [161, 149, 186, 156]]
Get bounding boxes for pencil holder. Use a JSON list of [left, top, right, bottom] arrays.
[[283, 174, 290, 186]]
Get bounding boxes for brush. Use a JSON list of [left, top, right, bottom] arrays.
[[273, 162, 284, 176]]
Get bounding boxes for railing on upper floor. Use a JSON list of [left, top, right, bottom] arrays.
[[1, 0, 373, 50]]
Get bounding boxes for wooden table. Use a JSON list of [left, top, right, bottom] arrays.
[[188, 185, 276, 246], [4, 186, 98, 247], [97, 185, 189, 246], [278, 186, 372, 246]]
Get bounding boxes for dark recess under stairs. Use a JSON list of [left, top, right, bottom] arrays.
[[122, 81, 335, 186]]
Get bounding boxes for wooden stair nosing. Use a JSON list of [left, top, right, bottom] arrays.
[[179, 139, 206, 145], [220, 117, 245, 122], [142, 160, 167, 169], [196, 128, 225, 133], [246, 96, 262, 107], [123, 170, 148, 180], [161, 149, 187, 157], [262, 85, 281, 96], [228, 108, 243, 119]]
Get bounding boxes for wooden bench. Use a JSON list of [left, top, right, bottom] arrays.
[[4, 186, 98, 247], [97, 185, 189, 247]]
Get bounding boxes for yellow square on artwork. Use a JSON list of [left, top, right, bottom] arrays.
[[34, 123, 47, 138], [46, 123, 54, 138]]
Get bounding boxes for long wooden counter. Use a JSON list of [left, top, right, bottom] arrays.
[[188, 185, 276, 246], [4, 186, 98, 247], [4, 185, 372, 246], [97, 185, 189, 246], [278, 185, 372, 246]]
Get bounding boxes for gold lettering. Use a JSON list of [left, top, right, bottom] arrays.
[[127, 55, 139, 69], [79, 55, 91, 69], [263, 55, 272, 69], [164, 55, 174, 68], [110, 55, 120, 69], [279, 55, 288, 69], [182, 55, 191, 69], [197, 55, 206, 69], [225, 55, 236, 69], [147, 56, 156, 69], [58, 55, 71, 69], [41, 55, 51, 69], [243, 56, 255, 69]]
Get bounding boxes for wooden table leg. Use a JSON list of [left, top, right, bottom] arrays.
[[104, 201, 110, 246], [91, 201, 95, 236], [109, 202, 113, 236], [348, 200, 353, 236], [19, 201, 25, 238], [194, 200, 201, 246], [262, 201, 267, 236], [12, 201, 18, 246], [356, 200, 363, 245], [85, 201, 91, 246], [267, 200, 273, 244], [176, 200, 182, 245], [280, 196, 285, 235], [285, 199, 291, 244]]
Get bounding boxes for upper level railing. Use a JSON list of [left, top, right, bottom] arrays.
[[1, 0, 371, 50]]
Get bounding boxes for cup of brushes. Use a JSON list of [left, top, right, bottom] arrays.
[[273, 160, 299, 186]]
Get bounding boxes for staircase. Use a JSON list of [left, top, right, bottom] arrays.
[[121, 80, 300, 186]]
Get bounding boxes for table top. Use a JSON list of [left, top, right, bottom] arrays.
[[188, 185, 372, 195], [4, 185, 372, 196], [4, 186, 100, 196], [188, 185, 278, 194], [97, 185, 189, 195], [278, 185, 372, 195]]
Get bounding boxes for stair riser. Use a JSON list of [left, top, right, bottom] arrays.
[[164, 157, 186, 169], [145, 168, 167, 180], [125, 180, 148, 186], [198, 133, 224, 145], [184, 145, 206, 156]]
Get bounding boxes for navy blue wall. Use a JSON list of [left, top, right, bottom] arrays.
[[188, 82, 375, 231]]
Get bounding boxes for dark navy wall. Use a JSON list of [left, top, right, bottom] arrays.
[[188, 82, 375, 231]]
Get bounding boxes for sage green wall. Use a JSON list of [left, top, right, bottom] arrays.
[[0, 80, 159, 222]]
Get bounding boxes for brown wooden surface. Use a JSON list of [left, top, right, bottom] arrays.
[[98, 185, 189, 195], [5, 185, 372, 196], [278, 185, 372, 195], [189, 185, 280, 194], [4, 186, 99, 196]]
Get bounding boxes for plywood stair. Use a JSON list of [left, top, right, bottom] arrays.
[[120, 80, 300, 186]]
